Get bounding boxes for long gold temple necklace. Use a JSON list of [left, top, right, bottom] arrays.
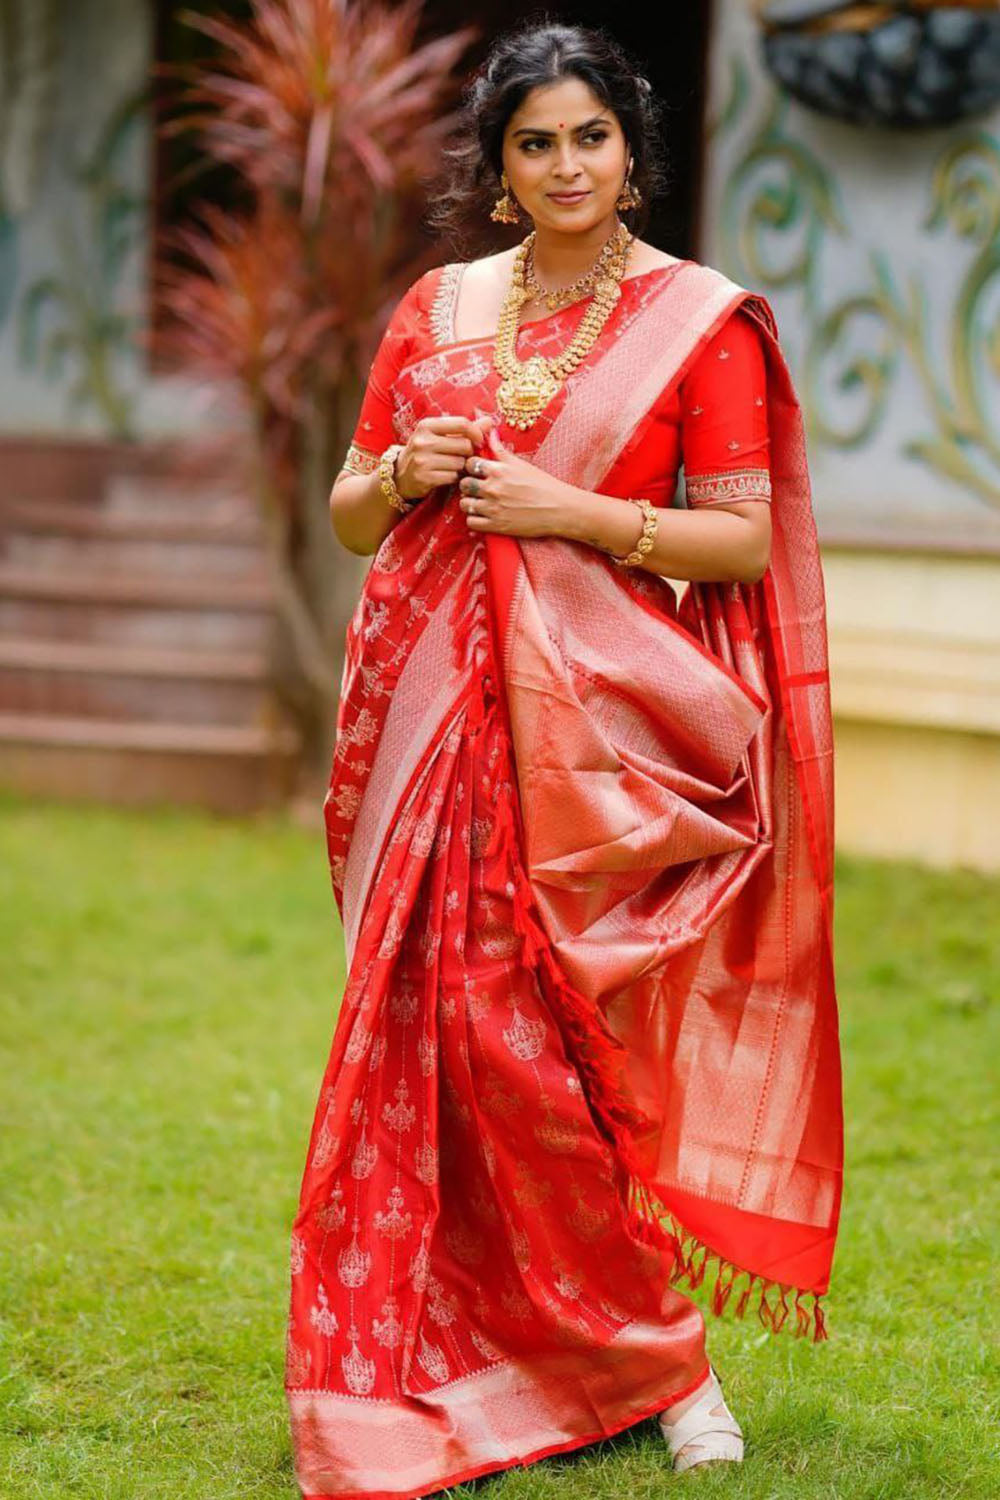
[[493, 222, 635, 431]]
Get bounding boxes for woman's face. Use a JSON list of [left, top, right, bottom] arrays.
[[501, 77, 630, 235]]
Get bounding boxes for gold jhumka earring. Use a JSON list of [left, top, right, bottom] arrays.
[[615, 160, 642, 212], [490, 170, 522, 224]]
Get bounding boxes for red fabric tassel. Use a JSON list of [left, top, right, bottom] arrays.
[[734, 1274, 757, 1321], [711, 1265, 739, 1317], [794, 1288, 810, 1338], [689, 1244, 710, 1290], [772, 1284, 791, 1333]]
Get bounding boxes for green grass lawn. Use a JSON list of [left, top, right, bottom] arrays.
[[1, 791, 997, 1499]]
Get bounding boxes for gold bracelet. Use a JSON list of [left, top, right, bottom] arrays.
[[609, 497, 658, 567], [377, 443, 413, 515]]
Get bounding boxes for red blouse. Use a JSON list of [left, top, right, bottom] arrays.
[[340, 263, 771, 509]]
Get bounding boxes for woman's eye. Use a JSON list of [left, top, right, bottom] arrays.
[[520, 131, 608, 153]]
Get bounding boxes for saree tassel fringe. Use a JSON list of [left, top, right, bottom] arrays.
[[625, 1176, 830, 1344], [482, 694, 830, 1348]]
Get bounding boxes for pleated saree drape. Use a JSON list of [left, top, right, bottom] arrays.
[[285, 258, 843, 1500]]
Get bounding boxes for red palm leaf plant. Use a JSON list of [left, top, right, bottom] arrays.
[[156, 0, 479, 776]]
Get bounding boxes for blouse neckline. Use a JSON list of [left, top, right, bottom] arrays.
[[432, 259, 689, 354]]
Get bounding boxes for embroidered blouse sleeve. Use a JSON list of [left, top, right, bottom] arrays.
[[679, 305, 772, 506], [339, 276, 426, 477]]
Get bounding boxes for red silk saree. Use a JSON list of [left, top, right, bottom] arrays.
[[285, 257, 843, 1500]]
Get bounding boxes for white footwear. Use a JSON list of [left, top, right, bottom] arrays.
[[657, 1363, 744, 1472]]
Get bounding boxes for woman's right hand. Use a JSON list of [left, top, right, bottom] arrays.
[[395, 415, 493, 502]]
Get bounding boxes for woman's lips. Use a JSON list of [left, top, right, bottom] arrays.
[[548, 190, 589, 203]]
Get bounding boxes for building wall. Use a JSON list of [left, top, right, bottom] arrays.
[[701, 1, 1000, 872], [0, 0, 206, 438]]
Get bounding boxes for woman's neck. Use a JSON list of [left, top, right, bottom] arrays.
[[527, 214, 630, 287]]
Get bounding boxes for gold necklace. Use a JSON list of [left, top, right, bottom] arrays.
[[522, 225, 629, 311], [494, 225, 635, 431]]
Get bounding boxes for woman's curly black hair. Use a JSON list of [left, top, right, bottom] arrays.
[[423, 14, 673, 259]]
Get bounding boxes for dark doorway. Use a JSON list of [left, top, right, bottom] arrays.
[[150, 0, 255, 364]]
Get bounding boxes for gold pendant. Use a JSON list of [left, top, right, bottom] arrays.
[[593, 276, 623, 305], [495, 356, 562, 430]]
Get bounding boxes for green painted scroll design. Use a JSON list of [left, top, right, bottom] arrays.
[[710, 54, 1000, 509]]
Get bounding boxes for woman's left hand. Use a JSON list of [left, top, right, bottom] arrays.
[[457, 418, 569, 539]]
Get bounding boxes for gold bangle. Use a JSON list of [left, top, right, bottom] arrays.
[[377, 443, 413, 515], [609, 497, 658, 567]]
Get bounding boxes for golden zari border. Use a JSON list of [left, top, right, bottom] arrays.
[[430, 261, 464, 347], [341, 442, 381, 476], [685, 467, 772, 504], [288, 1315, 710, 1497]]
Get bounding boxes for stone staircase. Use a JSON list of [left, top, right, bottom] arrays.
[[0, 439, 301, 812]]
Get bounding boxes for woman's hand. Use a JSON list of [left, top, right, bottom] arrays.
[[457, 419, 570, 539], [395, 415, 492, 502]]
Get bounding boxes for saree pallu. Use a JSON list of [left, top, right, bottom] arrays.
[[285, 259, 843, 1500]]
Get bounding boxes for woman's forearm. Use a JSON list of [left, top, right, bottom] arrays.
[[329, 469, 403, 556], [554, 483, 768, 584]]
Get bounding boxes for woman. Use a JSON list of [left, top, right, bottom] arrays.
[[285, 21, 843, 1500]]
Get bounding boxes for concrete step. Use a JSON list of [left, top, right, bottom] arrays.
[[0, 496, 263, 543], [0, 636, 277, 725], [0, 439, 304, 813], [0, 712, 301, 813], [0, 594, 274, 650], [102, 475, 259, 526], [2, 529, 269, 578], [0, 564, 274, 609]]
